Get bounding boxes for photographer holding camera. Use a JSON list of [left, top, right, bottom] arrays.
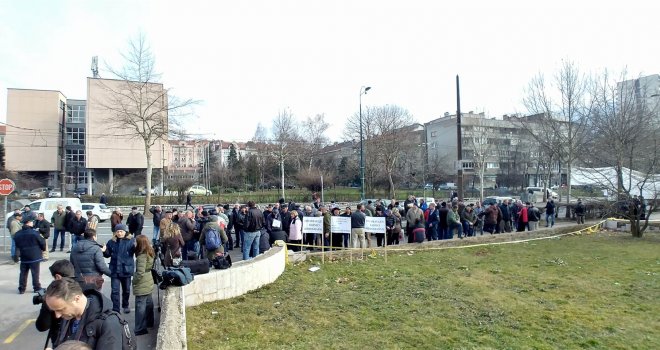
[[36, 260, 76, 349]]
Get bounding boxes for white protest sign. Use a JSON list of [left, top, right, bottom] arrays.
[[364, 216, 386, 233], [272, 219, 281, 228], [331, 216, 351, 234], [302, 216, 323, 234]]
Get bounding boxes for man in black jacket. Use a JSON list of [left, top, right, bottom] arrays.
[[243, 201, 264, 261], [69, 211, 88, 249], [35, 213, 51, 260], [149, 205, 163, 245], [36, 260, 75, 348], [15, 220, 46, 294], [45, 278, 126, 349], [126, 206, 144, 235]]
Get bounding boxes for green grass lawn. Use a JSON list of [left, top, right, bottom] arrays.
[[187, 232, 660, 349]]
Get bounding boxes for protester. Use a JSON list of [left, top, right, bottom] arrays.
[[70, 229, 111, 291], [288, 210, 303, 252], [103, 224, 135, 314], [50, 205, 67, 252], [35, 212, 51, 260], [10, 212, 23, 263], [243, 201, 264, 260], [575, 198, 586, 224], [15, 220, 46, 294], [45, 278, 125, 349], [36, 260, 76, 348], [161, 220, 185, 267], [133, 235, 155, 336], [126, 206, 144, 236], [544, 199, 556, 227]]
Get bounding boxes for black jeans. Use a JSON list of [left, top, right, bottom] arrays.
[[19, 262, 41, 292]]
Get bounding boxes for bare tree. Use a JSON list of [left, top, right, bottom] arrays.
[[271, 109, 299, 200], [580, 70, 659, 237], [466, 121, 497, 201], [300, 114, 330, 171], [520, 60, 592, 204], [345, 105, 414, 198], [98, 34, 195, 212]]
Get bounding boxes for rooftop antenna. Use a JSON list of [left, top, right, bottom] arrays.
[[91, 56, 99, 78]]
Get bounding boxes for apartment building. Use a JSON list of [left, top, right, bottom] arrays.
[[425, 112, 563, 189]]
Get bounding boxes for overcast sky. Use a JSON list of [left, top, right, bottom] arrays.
[[1, 0, 658, 143]]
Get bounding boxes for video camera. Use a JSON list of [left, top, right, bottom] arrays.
[[33, 289, 46, 305]]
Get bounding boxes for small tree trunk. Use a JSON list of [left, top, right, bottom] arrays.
[[144, 147, 153, 214]]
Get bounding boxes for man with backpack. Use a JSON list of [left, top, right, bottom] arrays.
[[45, 277, 135, 349], [199, 215, 228, 263]]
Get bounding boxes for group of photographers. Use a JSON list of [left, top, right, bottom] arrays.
[[10, 205, 153, 350]]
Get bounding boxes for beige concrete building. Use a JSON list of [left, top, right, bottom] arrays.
[[5, 89, 66, 177], [4, 77, 169, 194], [86, 78, 167, 192]]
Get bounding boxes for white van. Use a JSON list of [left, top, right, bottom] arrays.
[[7, 198, 83, 222]]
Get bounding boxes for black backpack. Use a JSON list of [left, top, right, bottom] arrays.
[[95, 310, 137, 350]]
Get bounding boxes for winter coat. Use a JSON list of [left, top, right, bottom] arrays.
[[110, 212, 123, 232], [199, 221, 228, 259], [427, 208, 439, 228], [35, 218, 51, 238], [149, 207, 163, 227], [50, 210, 67, 230], [498, 203, 511, 221], [545, 201, 555, 215], [103, 235, 136, 277], [259, 229, 270, 254], [21, 210, 37, 224], [484, 206, 498, 225], [289, 216, 303, 241], [133, 253, 155, 297], [9, 218, 22, 237], [447, 210, 461, 225], [438, 207, 449, 228], [161, 234, 185, 267], [69, 217, 88, 236], [64, 211, 75, 232], [70, 239, 111, 282], [179, 217, 196, 242], [126, 213, 144, 235], [14, 226, 46, 262], [53, 290, 123, 350]]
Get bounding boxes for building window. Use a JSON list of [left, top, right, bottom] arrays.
[[66, 149, 85, 167], [462, 162, 474, 169], [487, 162, 500, 169], [431, 131, 437, 137], [66, 105, 85, 123], [66, 127, 85, 145]]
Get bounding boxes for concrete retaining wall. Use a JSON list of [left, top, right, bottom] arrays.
[[156, 245, 287, 350]]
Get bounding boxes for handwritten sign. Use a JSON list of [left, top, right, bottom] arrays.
[[302, 216, 323, 234], [331, 216, 351, 234], [365, 216, 386, 233]]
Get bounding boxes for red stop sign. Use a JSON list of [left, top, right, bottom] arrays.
[[0, 179, 15, 196]]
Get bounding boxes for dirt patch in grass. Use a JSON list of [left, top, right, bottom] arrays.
[[187, 231, 660, 349]]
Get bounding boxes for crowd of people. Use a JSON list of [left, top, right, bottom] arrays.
[[6, 191, 592, 349]]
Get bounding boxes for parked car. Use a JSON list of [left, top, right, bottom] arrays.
[[482, 196, 513, 207], [73, 187, 87, 195], [28, 187, 52, 199], [48, 190, 62, 198], [438, 183, 457, 190], [6, 197, 82, 223], [140, 187, 158, 196], [187, 185, 212, 196], [81, 203, 111, 222]]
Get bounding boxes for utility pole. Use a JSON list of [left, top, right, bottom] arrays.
[[456, 75, 464, 201], [60, 102, 66, 196]]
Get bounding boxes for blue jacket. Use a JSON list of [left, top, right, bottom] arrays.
[[70, 239, 111, 281], [104, 235, 136, 277], [14, 226, 46, 263]]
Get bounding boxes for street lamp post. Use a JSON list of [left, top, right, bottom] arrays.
[[359, 86, 371, 201]]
